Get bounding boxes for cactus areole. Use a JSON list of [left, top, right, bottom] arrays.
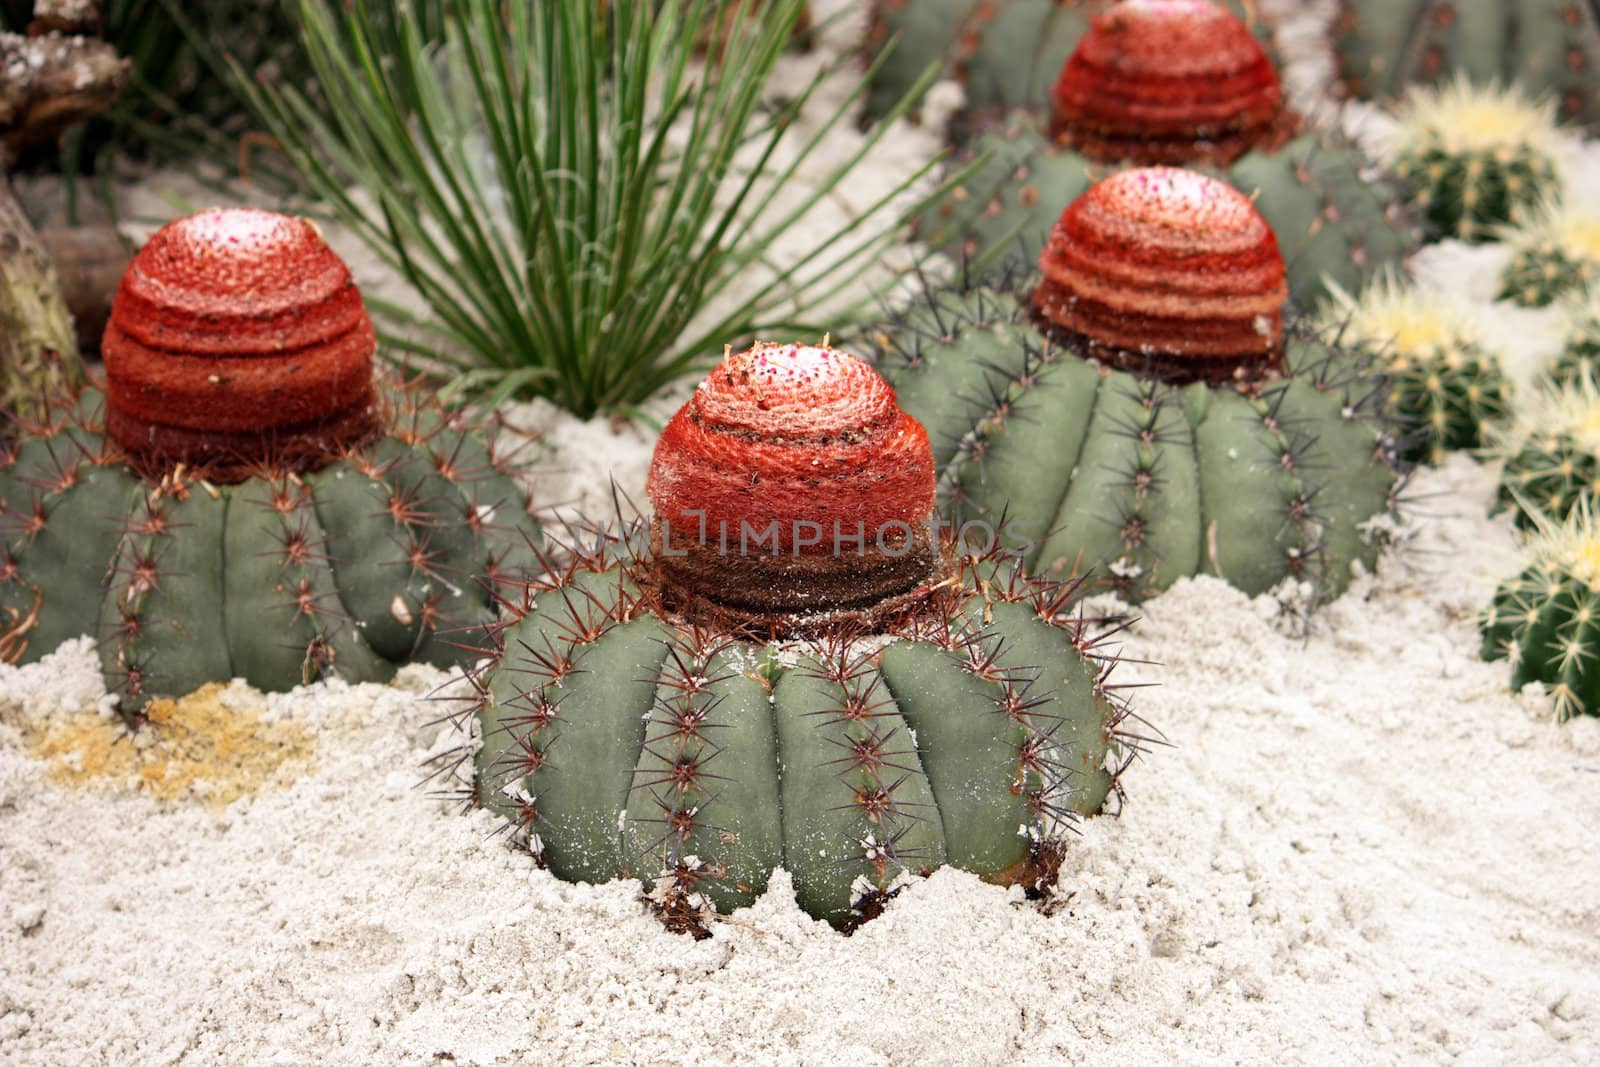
[[1049, 0, 1289, 165], [647, 342, 942, 625], [1032, 167, 1288, 384], [103, 208, 379, 479]]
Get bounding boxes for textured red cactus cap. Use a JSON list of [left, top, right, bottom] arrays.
[[1032, 167, 1288, 383], [103, 207, 378, 477], [647, 341, 941, 622], [1049, 0, 1287, 165]]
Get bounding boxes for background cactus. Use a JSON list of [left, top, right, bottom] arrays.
[[1498, 200, 1600, 308], [465, 342, 1135, 930], [1334, 0, 1600, 128], [863, 0, 1276, 133], [1383, 79, 1565, 243], [1550, 289, 1600, 386], [1481, 504, 1600, 720], [910, 0, 1412, 303], [1326, 276, 1511, 464], [878, 169, 1400, 606], [1496, 380, 1600, 529], [0, 209, 542, 710]]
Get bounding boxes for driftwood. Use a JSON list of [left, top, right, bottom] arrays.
[[0, 1, 126, 423], [0, 30, 125, 154]]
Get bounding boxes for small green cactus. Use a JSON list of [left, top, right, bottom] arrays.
[[1496, 379, 1600, 530], [1481, 504, 1600, 720], [1549, 290, 1600, 388], [1326, 276, 1512, 465], [1383, 79, 1564, 244], [1334, 0, 1600, 128], [1497, 201, 1600, 309], [464, 342, 1136, 930]]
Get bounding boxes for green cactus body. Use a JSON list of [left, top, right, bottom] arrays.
[[1480, 519, 1600, 720], [0, 428, 138, 664], [473, 540, 1123, 927], [1033, 374, 1204, 592], [100, 483, 236, 702], [1335, 0, 1600, 127], [874, 286, 1398, 604], [0, 388, 541, 710], [1381, 344, 1511, 464], [864, 0, 1275, 130], [312, 437, 497, 667], [914, 123, 1411, 304], [622, 643, 785, 915]]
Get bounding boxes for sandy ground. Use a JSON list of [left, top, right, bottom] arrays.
[[4, 2, 1600, 1065]]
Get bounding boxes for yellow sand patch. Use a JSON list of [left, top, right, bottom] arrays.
[[25, 683, 313, 807]]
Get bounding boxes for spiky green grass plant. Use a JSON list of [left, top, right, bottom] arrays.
[[239, 0, 940, 417]]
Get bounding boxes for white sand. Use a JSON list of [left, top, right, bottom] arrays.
[[4, 3, 1600, 1064]]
